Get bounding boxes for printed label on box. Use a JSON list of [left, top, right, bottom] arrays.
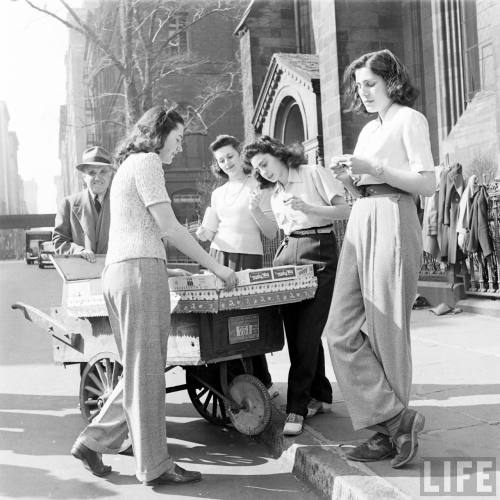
[[247, 269, 273, 283], [272, 267, 296, 279], [228, 314, 260, 344]]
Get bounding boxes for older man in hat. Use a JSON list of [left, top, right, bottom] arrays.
[[53, 146, 114, 262]]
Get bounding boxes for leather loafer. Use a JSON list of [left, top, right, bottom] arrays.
[[346, 433, 396, 462], [391, 409, 425, 469], [71, 442, 112, 477], [143, 464, 202, 486]]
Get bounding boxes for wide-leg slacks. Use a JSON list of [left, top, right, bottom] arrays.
[[274, 231, 337, 417], [325, 194, 421, 431], [75, 258, 174, 482]]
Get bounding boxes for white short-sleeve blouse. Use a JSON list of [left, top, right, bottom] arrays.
[[354, 103, 435, 186], [210, 176, 273, 255]]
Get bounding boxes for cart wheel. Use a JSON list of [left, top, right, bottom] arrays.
[[185, 366, 230, 426], [227, 374, 271, 436], [79, 352, 122, 423]]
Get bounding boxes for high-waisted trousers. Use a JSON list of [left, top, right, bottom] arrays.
[[75, 258, 174, 482], [274, 231, 337, 417], [325, 194, 421, 431]]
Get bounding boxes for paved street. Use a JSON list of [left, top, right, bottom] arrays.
[[0, 260, 319, 500]]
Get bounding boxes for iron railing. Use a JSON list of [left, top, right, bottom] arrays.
[[463, 188, 500, 297]]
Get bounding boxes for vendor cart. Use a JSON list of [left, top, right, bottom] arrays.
[[12, 255, 317, 436]]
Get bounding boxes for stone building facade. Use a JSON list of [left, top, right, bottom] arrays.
[[236, 0, 500, 180], [60, 0, 246, 222]]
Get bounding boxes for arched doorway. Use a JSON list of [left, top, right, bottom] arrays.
[[274, 97, 305, 145]]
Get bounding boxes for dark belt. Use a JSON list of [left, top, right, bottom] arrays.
[[360, 184, 408, 197], [289, 224, 334, 237]]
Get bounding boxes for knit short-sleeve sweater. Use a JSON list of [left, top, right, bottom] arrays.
[[106, 152, 171, 265]]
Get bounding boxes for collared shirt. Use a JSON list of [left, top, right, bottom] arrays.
[[354, 103, 435, 186], [271, 164, 344, 236]]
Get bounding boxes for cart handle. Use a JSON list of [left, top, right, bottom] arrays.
[[11, 302, 82, 350]]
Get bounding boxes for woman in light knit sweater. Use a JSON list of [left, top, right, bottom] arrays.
[[70, 106, 236, 486], [196, 134, 279, 397]]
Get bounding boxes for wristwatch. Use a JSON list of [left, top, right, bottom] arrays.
[[374, 162, 385, 179]]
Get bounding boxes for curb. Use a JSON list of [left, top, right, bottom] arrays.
[[258, 403, 411, 500], [455, 297, 500, 318]]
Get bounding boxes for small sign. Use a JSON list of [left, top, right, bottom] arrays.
[[228, 314, 260, 344], [273, 267, 296, 279], [248, 269, 273, 283]]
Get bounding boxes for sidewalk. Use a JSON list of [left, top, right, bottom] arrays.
[[263, 308, 500, 499]]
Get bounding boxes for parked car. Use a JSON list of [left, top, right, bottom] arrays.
[[38, 240, 55, 269], [25, 228, 52, 265]]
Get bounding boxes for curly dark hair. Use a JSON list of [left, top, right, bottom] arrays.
[[342, 49, 419, 115], [242, 136, 306, 188], [114, 105, 184, 167], [209, 134, 251, 180]]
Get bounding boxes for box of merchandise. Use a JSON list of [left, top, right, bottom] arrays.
[[233, 264, 314, 286], [168, 273, 219, 291]]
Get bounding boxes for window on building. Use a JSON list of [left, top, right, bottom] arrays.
[[294, 0, 314, 54], [172, 189, 201, 223], [480, 43, 494, 91], [461, 0, 480, 101], [162, 13, 188, 56]]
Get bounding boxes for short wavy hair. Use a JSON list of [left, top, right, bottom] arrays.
[[342, 49, 419, 115], [242, 136, 306, 188], [114, 105, 184, 167], [209, 134, 251, 180]]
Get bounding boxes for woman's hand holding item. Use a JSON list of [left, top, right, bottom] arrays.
[[329, 155, 353, 183], [215, 265, 238, 291], [248, 189, 263, 213], [195, 226, 215, 242], [283, 195, 312, 214]]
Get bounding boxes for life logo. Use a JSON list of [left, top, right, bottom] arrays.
[[420, 457, 496, 496]]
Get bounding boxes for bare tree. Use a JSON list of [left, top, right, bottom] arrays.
[[465, 153, 499, 184], [24, 0, 243, 130]]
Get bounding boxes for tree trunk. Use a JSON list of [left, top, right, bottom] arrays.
[[119, 0, 140, 126]]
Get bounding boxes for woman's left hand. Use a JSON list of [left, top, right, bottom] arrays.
[[248, 189, 263, 212], [283, 195, 312, 214], [349, 156, 377, 176]]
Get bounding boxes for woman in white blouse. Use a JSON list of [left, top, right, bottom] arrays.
[[70, 106, 236, 486], [325, 49, 436, 468], [196, 134, 279, 397], [243, 136, 350, 436]]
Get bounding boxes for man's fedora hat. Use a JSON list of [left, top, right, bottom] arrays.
[[76, 146, 114, 172]]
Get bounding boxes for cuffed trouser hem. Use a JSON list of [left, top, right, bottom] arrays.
[[75, 435, 123, 455], [351, 404, 405, 432], [137, 456, 176, 483]]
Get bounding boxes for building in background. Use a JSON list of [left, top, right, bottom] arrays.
[[0, 102, 24, 214], [23, 179, 38, 214], [235, 0, 500, 181], [59, 14, 89, 199], [60, 0, 246, 222]]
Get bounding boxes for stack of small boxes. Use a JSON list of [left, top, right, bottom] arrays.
[[169, 264, 317, 312]]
